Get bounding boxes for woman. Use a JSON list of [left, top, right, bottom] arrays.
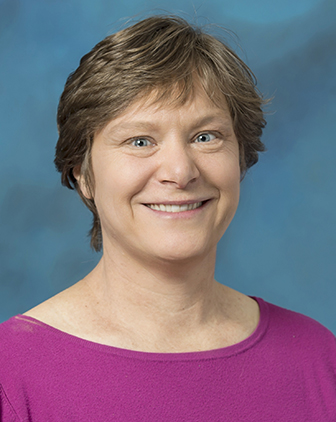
[[0, 15, 335, 421]]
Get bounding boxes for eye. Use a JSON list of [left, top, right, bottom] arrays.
[[194, 133, 216, 143], [131, 138, 153, 147]]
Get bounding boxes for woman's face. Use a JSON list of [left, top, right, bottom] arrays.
[[85, 88, 241, 264]]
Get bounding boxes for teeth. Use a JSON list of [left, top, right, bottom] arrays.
[[147, 202, 203, 212]]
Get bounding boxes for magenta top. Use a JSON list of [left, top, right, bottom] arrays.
[[0, 297, 335, 421]]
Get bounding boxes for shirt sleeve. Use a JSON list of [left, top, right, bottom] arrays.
[[0, 385, 20, 422]]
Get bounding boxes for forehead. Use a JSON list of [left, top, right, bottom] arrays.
[[101, 85, 232, 133], [138, 82, 230, 113]]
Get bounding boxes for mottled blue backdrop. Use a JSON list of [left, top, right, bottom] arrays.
[[0, 0, 335, 332]]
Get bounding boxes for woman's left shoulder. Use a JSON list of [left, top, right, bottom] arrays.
[[259, 298, 336, 351]]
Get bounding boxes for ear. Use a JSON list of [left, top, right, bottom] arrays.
[[73, 165, 92, 199]]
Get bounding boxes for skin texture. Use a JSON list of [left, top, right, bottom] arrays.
[[25, 88, 259, 353]]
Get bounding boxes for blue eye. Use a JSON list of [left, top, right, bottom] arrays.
[[195, 133, 215, 143], [132, 138, 151, 147]]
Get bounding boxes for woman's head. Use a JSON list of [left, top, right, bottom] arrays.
[[55, 15, 266, 252]]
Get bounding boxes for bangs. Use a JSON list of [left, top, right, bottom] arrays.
[[136, 65, 229, 114]]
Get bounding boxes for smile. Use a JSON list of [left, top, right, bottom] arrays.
[[146, 202, 203, 212]]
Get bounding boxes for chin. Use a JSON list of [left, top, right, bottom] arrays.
[[146, 241, 216, 265]]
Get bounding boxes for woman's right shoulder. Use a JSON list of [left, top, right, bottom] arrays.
[[0, 315, 65, 422], [0, 315, 44, 355], [0, 284, 78, 362]]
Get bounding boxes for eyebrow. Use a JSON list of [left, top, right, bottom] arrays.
[[109, 121, 158, 133], [192, 114, 233, 130], [106, 114, 233, 134]]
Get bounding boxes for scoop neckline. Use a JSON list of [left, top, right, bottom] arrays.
[[14, 297, 269, 361]]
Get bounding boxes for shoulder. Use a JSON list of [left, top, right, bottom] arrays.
[[0, 314, 90, 420], [257, 298, 336, 360], [0, 314, 82, 378], [21, 280, 94, 334], [0, 315, 36, 347], [262, 298, 335, 338], [0, 316, 47, 420], [0, 315, 48, 365]]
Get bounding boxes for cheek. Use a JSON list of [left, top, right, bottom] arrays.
[[202, 152, 240, 191], [92, 154, 154, 208]]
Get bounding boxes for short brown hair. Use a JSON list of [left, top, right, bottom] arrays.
[[55, 15, 267, 252]]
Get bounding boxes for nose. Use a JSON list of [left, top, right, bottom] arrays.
[[156, 140, 200, 188]]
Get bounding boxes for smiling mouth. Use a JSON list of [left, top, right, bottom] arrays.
[[145, 202, 204, 213]]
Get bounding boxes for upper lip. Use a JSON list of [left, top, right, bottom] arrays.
[[143, 199, 211, 205]]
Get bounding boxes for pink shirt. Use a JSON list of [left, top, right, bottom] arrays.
[[0, 298, 335, 421]]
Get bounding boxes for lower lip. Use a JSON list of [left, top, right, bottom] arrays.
[[143, 201, 210, 218]]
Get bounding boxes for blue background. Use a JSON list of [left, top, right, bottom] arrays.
[[0, 0, 335, 333]]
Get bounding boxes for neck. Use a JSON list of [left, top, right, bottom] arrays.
[[90, 244, 218, 313], [82, 245, 236, 351], [23, 240, 259, 352]]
